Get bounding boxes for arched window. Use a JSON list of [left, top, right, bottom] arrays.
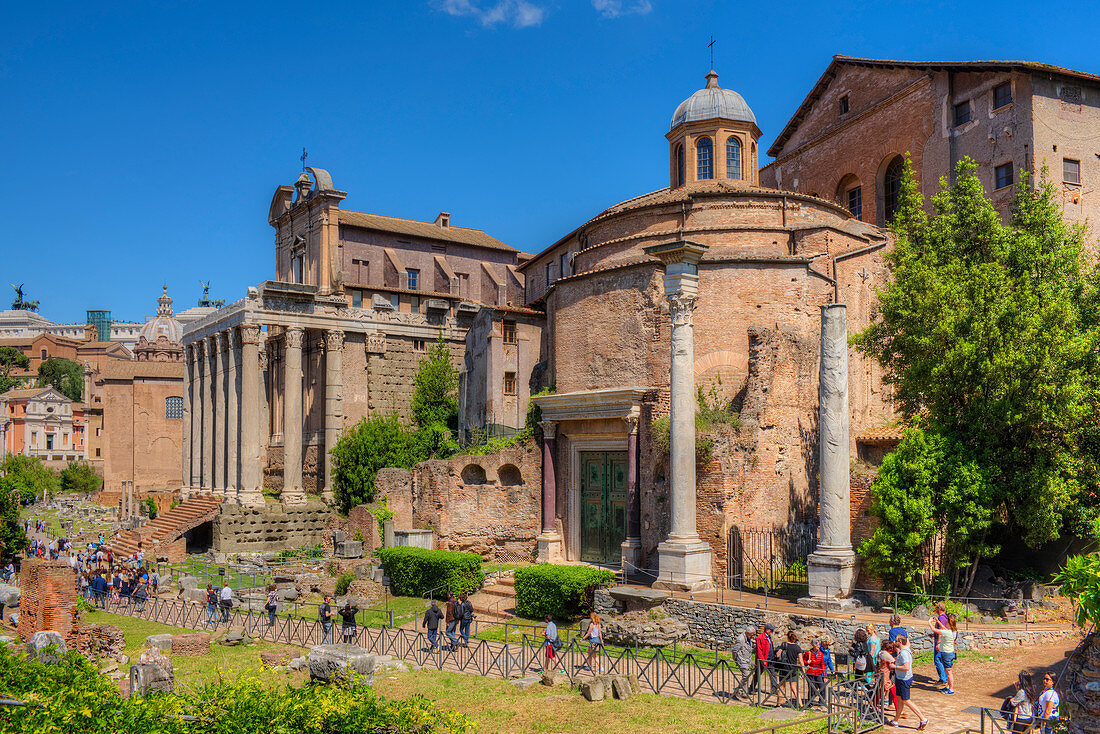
[[676, 144, 685, 186], [726, 137, 742, 180], [165, 396, 183, 420], [883, 156, 905, 224], [696, 137, 713, 180]]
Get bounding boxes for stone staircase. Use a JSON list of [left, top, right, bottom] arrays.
[[110, 496, 223, 559], [470, 574, 518, 621]]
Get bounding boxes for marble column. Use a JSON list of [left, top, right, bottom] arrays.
[[187, 345, 201, 490], [802, 304, 859, 607], [536, 421, 564, 562], [213, 332, 228, 496], [200, 340, 213, 492], [620, 414, 642, 571], [282, 327, 306, 506], [238, 324, 265, 508], [644, 240, 713, 592], [226, 329, 240, 500], [323, 329, 344, 505], [182, 345, 193, 496]]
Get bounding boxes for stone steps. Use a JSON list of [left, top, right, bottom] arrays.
[[111, 498, 222, 558]]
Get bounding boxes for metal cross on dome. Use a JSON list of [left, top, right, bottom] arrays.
[[300, 147, 308, 172], [708, 36, 716, 69]]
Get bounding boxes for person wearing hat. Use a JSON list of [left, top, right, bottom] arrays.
[[751, 623, 776, 695], [732, 625, 755, 700]]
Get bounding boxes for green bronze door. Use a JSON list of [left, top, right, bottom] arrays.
[[579, 451, 628, 563]]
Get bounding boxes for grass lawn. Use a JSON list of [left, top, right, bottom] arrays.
[[373, 671, 829, 734], [264, 594, 429, 629]]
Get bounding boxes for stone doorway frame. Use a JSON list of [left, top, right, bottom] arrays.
[[568, 436, 628, 562]]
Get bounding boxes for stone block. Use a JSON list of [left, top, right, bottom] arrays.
[[178, 576, 202, 591], [611, 676, 632, 700], [627, 673, 640, 694], [145, 634, 174, 652], [130, 663, 174, 694], [181, 588, 208, 605], [580, 677, 605, 701], [336, 540, 363, 558], [511, 676, 541, 689], [27, 630, 67, 662], [0, 585, 19, 607], [308, 645, 377, 685]]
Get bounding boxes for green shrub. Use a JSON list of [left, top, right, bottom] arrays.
[[513, 564, 616, 620], [376, 547, 484, 597], [335, 572, 355, 596], [59, 461, 102, 493]]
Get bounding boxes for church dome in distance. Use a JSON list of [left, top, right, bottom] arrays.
[[670, 70, 756, 130], [134, 287, 184, 361]]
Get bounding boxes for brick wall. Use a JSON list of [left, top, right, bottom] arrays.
[[171, 632, 211, 656], [17, 559, 79, 643]]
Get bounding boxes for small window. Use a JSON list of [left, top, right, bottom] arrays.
[[291, 256, 303, 284], [390, 294, 400, 310], [676, 144, 685, 186], [546, 264, 553, 287], [1060, 86, 1082, 104], [1064, 158, 1081, 185], [96, 427, 101, 437], [696, 137, 713, 180], [994, 162, 1014, 190], [839, 94, 850, 115], [41, 348, 47, 360], [883, 156, 906, 224], [953, 101, 971, 127], [95, 448, 101, 457], [559, 252, 569, 279], [413, 339, 426, 352], [410, 296, 419, 314], [726, 136, 742, 180], [502, 320, 517, 344], [503, 371, 517, 395], [846, 186, 863, 219], [351, 290, 362, 308], [993, 82, 1012, 109], [165, 396, 184, 419], [46, 434, 54, 450], [406, 269, 419, 291]]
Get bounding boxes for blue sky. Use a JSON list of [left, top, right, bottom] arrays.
[[2, 1, 1095, 323]]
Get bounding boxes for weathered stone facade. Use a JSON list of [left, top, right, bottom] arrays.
[[211, 502, 330, 553]]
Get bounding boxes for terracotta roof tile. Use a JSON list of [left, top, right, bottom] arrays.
[[856, 424, 906, 443], [338, 210, 515, 253], [0, 387, 53, 400]]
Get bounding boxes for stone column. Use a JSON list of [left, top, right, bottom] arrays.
[[323, 330, 344, 505], [620, 413, 642, 571], [181, 345, 193, 496], [226, 329, 240, 500], [644, 240, 713, 592], [282, 327, 306, 506], [213, 332, 228, 496], [200, 340, 214, 492], [238, 325, 265, 508], [188, 345, 202, 490], [802, 304, 859, 608], [536, 421, 564, 563]]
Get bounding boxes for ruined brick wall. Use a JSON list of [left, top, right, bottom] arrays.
[[382, 443, 541, 561], [850, 468, 877, 548], [171, 633, 211, 656], [17, 559, 79, 643], [332, 503, 382, 554], [212, 503, 332, 553]]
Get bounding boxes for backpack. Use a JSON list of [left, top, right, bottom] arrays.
[[461, 601, 473, 622], [851, 640, 869, 672], [207, 589, 218, 605]]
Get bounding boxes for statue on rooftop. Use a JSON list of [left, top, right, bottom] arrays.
[[10, 284, 39, 312]]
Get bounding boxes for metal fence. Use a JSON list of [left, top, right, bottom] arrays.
[[727, 523, 817, 595]]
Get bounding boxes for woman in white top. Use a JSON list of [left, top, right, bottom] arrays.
[[583, 612, 604, 674], [1038, 672, 1060, 733], [1007, 670, 1034, 734], [929, 613, 958, 694]]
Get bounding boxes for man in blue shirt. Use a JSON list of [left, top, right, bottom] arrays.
[[543, 615, 560, 671]]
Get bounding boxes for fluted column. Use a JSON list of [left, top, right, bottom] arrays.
[[213, 332, 228, 496], [182, 345, 193, 495], [323, 330, 344, 505], [200, 340, 213, 491], [282, 327, 306, 506], [644, 240, 713, 592], [620, 414, 642, 570], [187, 344, 201, 490], [238, 325, 265, 508], [226, 329, 240, 500], [536, 420, 564, 563]]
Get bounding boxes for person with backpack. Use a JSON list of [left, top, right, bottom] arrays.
[[776, 630, 803, 708], [1004, 671, 1035, 734], [340, 600, 360, 644], [133, 578, 149, 612], [205, 584, 218, 626], [444, 593, 459, 651], [319, 595, 336, 644], [265, 585, 279, 627], [849, 627, 872, 683], [219, 581, 234, 624], [422, 599, 444, 651], [458, 592, 473, 645], [542, 615, 562, 671]]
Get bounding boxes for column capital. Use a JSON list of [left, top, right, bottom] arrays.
[[217, 330, 231, 350], [195, 340, 205, 359], [239, 324, 263, 346], [205, 334, 220, 356], [324, 329, 345, 351], [624, 414, 639, 435], [285, 326, 305, 349], [668, 294, 696, 326], [538, 420, 557, 440]]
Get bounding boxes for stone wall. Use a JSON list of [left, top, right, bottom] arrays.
[[593, 589, 1080, 653], [17, 559, 79, 644], [212, 502, 332, 553], [378, 442, 541, 560]]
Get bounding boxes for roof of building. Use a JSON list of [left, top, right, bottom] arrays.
[[855, 423, 906, 444], [338, 210, 515, 253], [768, 55, 1100, 157], [0, 386, 65, 401], [671, 70, 757, 130], [0, 333, 83, 349]]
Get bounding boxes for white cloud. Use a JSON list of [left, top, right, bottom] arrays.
[[592, 0, 653, 18], [436, 0, 548, 28]]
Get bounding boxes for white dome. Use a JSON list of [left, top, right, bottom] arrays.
[[670, 70, 756, 130], [137, 287, 183, 344]]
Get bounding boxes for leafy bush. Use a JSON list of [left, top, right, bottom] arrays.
[[1053, 552, 1100, 627], [331, 413, 421, 513], [0, 643, 472, 733], [0, 454, 58, 504], [142, 498, 158, 519], [59, 461, 102, 493], [513, 564, 616, 620], [376, 547, 484, 597], [0, 476, 28, 564], [335, 572, 355, 597]]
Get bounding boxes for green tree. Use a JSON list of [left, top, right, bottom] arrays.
[[37, 357, 83, 401], [855, 157, 1100, 592], [330, 413, 419, 513], [0, 346, 29, 395], [410, 336, 458, 429], [59, 461, 102, 493], [0, 476, 28, 563], [0, 454, 59, 504]]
